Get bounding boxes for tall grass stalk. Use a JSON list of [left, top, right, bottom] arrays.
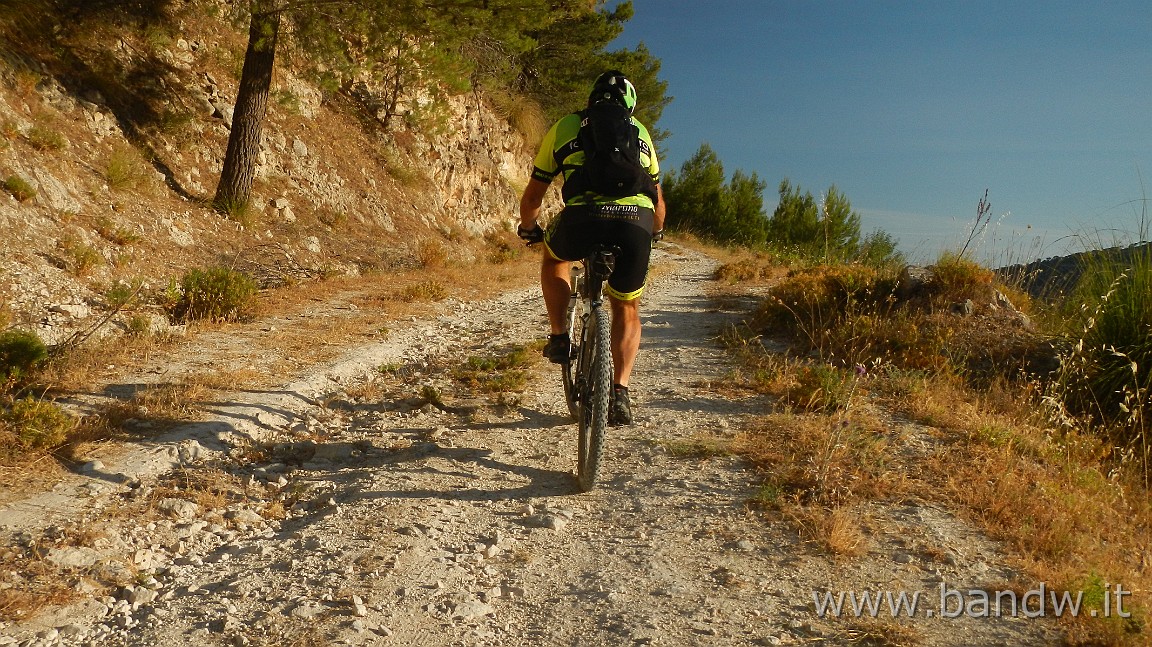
[[1044, 240, 1152, 485]]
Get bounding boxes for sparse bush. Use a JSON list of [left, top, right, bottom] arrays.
[[26, 125, 66, 151], [12, 69, 40, 98], [381, 147, 423, 186], [0, 329, 48, 387], [788, 363, 857, 413], [756, 264, 893, 342], [398, 280, 447, 302], [714, 253, 779, 284], [487, 88, 547, 144], [3, 175, 35, 202], [929, 250, 996, 306], [57, 236, 102, 276], [452, 345, 536, 393], [168, 267, 258, 323], [94, 217, 142, 245], [484, 231, 521, 264], [104, 146, 149, 192], [1, 120, 18, 140], [126, 315, 152, 336], [318, 210, 347, 230], [414, 238, 445, 268], [104, 280, 143, 309]]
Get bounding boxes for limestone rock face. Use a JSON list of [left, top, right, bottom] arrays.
[[0, 27, 533, 344]]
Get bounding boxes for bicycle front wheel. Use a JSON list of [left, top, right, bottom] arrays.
[[577, 305, 611, 492]]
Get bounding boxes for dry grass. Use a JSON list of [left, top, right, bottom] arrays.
[[658, 433, 733, 459], [713, 268, 1152, 645], [713, 251, 786, 285], [0, 523, 112, 622], [838, 619, 922, 647], [784, 504, 868, 557]]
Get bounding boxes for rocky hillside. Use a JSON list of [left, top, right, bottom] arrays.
[[0, 6, 533, 345]]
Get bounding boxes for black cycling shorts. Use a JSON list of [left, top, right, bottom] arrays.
[[544, 204, 654, 301]]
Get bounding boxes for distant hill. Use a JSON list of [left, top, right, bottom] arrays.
[[995, 241, 1152, 299]]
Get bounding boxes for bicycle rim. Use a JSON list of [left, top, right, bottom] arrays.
[[578, 306, 611, 491], [561, 293, 583, 422]]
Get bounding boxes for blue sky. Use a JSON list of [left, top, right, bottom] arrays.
[[611, 1, 1152, 263]]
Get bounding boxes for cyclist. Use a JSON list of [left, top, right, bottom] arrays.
[[517, 70, 665, 426]]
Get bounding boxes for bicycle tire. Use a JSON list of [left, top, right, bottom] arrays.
[[561, 278, 583, 422], [577, 305, 611, 491]]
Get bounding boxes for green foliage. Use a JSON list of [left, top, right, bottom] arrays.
[[663, 143, 768, 246], [0, 329, 48, 387], [769, 180, 855, 260], [2, 175, 35, 202], [0, 396, 74, 457], [1049, 245, 1152, 442], [286, 0, 561, 130], [766, 179, 903, 267], [168, 267, 258, 323], [512, 2, 669, 128], [858, 228, 904, 268], [452, 344, 535, 393]]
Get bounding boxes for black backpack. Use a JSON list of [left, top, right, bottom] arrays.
[[563, 103, 658, 203]]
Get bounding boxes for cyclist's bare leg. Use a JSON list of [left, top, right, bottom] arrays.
[[541, 253, 572, 335], [608, 295, 641, 387]]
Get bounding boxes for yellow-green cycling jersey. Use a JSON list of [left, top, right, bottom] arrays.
[[530, 112, 660, 210]]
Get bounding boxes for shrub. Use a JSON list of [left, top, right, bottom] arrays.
[[3, 175, 35, 202], [168, 267, 258, 323], [94, 217, 142, 245], [929, 250, 996, 306], [104, 146, 149, 192], [398, 280, 447, 302], [26, 125, 66, 151], [756, 264, 891, 337], [57, 236, 102, 276], [0, 396, 74, 456], [0, 329, 48, 386]]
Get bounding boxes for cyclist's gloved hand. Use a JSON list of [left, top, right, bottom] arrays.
[[517, 223, 545, 245], [651, 229, 664, 246]]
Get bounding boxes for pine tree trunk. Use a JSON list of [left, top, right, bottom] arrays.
[[213, 4, 280, 214]]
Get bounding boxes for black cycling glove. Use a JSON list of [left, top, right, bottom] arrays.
[[517, 223, 544, 245], [651, 229, 664, 246]]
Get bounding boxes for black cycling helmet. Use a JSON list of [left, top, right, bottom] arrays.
[[588, 70, 637, 114]]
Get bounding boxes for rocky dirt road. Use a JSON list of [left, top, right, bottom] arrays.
[[1, 245, 1061, 646]]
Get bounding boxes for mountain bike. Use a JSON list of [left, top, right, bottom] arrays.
[[561, 245, 618, 492]]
